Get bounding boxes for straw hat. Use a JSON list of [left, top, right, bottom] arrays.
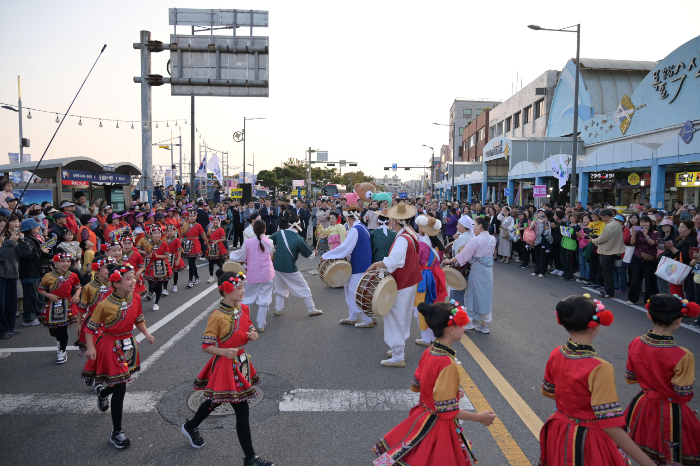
[[377, 208, 390, 219], [388, 201, 416, 220], [416, 215, 442, 236]]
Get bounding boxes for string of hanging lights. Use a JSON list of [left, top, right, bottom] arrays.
[[0, 101, 188, 128]]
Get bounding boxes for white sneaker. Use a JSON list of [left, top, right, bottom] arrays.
[[207, 277, 215, 283], [557, 270, 564, 276], [161, 289, 169, 296], [152, 304, 159, 311], [531, 272, 536, 276], [56, 350, 68, 364], [475, 324, 490, 334], [538, 274, 544, 278], [465, 322, 475, 330], [22, 319, 41, 327], [172, 285, 178, 292], [550, 269, 560, 275]]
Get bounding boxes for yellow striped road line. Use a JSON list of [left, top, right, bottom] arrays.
[[460, 334, 544, 438], [456, 362, 531, 466]]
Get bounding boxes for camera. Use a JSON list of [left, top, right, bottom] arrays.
[[583, 227, 592, 233]]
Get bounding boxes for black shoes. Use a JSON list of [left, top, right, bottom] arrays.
[[109, 430, 131, 449], [95, 385, 109, 412], [244, 456, 275, 466], [181, 421, 205, 448]]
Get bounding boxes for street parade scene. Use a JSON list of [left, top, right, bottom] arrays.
[[1, 2, 700, 466]]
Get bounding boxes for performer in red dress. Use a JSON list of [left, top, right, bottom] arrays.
[[143, 226, 173, 311], [121, 236, 146, 298], [205, 215, 228, 283], [164, 224, 185, 294], [373, 301, 490, 466], [539, 294, 656, 466], [180, 210, 208, 288], [38, 253, 82, 365], [624, 294, 700, 465], [82, 264, 155, 450], [180, 270, 274, 466], [74, 257, 115, 361]]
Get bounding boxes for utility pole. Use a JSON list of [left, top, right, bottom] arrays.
[[189, 25, 195, 200], [138, 30, 153, 201], [170, 131, 174, 187], [178, 126, 183, 186], [307, 147, 311, 201], [243, 118, 246, 182], [18, 76, 24, 160]]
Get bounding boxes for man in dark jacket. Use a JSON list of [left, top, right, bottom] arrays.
[[260, 199, 278, 234], [17, 218, 51, 326], [229, 202, 244, 248]]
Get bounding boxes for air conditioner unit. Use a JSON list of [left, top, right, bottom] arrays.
[[535, 88, 547, 95]]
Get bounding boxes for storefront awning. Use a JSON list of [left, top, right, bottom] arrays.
[[0, 157, 142, 180]]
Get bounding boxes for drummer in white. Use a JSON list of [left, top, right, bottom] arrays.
[[367, 202, 423, 368], [321, 203, 375, 328]]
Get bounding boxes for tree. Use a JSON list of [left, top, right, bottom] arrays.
[[256, 169, 279, 189], [329, 170, 375, 188]]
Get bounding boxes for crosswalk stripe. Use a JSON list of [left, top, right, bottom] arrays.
[[279, 389, 474, 412], [0, 391, 166, 415]]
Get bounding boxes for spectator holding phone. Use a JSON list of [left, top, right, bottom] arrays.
[[664, 219, 698, 300], [627, 215, 660, 304]]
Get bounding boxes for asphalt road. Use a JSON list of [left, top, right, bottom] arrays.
[[1, 250, 699, 466]]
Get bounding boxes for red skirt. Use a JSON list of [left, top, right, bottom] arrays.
[[193, 351, 259, 404], [625, 390, 700, 465], [373, 406, 474, 466], [40, 298, 77, 329], [145, 259, 173, 282], [82, 334, 140, 386], [206, 242, 227, 260], [73, 305, 98, 351], [171, 256, 186, 272], [134, 277, 147, 297], [539, 411, 629, 466], [182, 238, 202, 258]]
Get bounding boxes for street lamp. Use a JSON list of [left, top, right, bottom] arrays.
[[528, 23, 580, 206], [433, 122, 456, 201], [422, 145, 434, 198], [243, 117, 265, 183]]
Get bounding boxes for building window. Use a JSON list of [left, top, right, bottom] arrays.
[[535, 99, 545, 119], [463, 109, 472, 118], [459, 127, 464, 136], [478, 127, 485, 142], [524, 106, 532, 125], [489, 125, 496, 139], [513, 112, 521, 129], [497, 122, 503, 136], [476, 109, 483, 116], [505, 117, 512, 133]]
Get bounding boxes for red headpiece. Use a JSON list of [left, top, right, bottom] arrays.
[[218, 272, 246, 294], [645, 295, 700, 318], [91, 256, 116, 272], [53, 253, 73, 262], [446, 300, 470, 327], [109, 265, 134, 282]]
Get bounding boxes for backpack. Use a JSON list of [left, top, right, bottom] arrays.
[[523, 228, 536, 246]]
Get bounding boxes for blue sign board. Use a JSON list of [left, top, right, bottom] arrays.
[[504, 187, 510, 196], [62, 169, 130, 184], [13, 189, 53, 206], [333, 193, 341, 198], [398, 192, 408, 199], [392, 163, 397, 171]]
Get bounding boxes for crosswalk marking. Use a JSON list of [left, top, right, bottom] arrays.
[[0, 391, 166, 415], [279, 389, 474, 412]]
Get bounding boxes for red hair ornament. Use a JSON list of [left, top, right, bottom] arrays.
[[447, 300, 470, 327], [218, 272, 246, 294], [587, 297, 614, 328], [647, 295, 700, 318]]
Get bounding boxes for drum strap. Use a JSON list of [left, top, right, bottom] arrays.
[[280, 230, 294, 258]]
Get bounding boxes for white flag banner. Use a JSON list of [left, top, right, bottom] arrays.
[[208, 153, 224, 185], [195, 154, 208, 178], [551, 155, 569, 189]]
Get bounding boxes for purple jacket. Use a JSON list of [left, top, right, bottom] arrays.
[[444, 214, 459, 236]]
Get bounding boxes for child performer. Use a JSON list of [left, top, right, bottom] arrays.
[[82, 264, 155, 450], [229, 220, 275, 332], [181, 269, 274, 466], [74, 257, 115, 363], [164, 224, 185, 293], [121, 237, 147, 299], [413, 214, 447, 346], [181, 210, 208, 288], [373, 301, 491, 465], [539, 294, 655, 466], [38, 253, 82, 364], [205, 216, 227, 283], [143, 226, 173, 311], [624, 294, 700, 465], [320, 211, 345, 250]]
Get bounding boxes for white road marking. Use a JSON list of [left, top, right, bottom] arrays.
[[580, 286, 700, 334], [129, 298, 219, 383], [0, 389, 472, 415], [0, 391, 166, 415], [1, 285, 218, 353], [279, 389, 475, 412]]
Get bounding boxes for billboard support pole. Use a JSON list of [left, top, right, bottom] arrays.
[[139, 30, 153, 201]]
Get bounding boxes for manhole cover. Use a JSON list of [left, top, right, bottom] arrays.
[[187, 387, 264, 415]]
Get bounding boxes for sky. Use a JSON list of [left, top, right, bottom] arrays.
[[1, 0, 699, 185]]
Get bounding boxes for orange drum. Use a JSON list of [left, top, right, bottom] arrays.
[[354, 269, 397, 318]]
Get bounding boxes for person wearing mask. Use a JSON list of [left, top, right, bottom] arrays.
[[664, 219, 698, 300], [590, 209, 625, 298]]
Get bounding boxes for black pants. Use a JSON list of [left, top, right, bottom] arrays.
[[551, 241, 562, 270], [208, 258, 223, 276], [561, 248, 575, 279], [49, 325, 68, 351], [165, 272, 178, 288], [148, 281, 163, 304], [589, 250, 603, 285], [518, 241, 529, 266], [628, 254, 658, 304], [232, 228, 244, 249], [188, 257, 200, 281], [187, 400, 255, 459], [599, 254, 615, 296], [533, 246, 548, 275], [21, 281, 43, 322], [100, 383, 127, 431]]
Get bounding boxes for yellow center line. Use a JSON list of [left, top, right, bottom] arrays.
[[460, 333, 544, 438], [457, 362, 531, 466]]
